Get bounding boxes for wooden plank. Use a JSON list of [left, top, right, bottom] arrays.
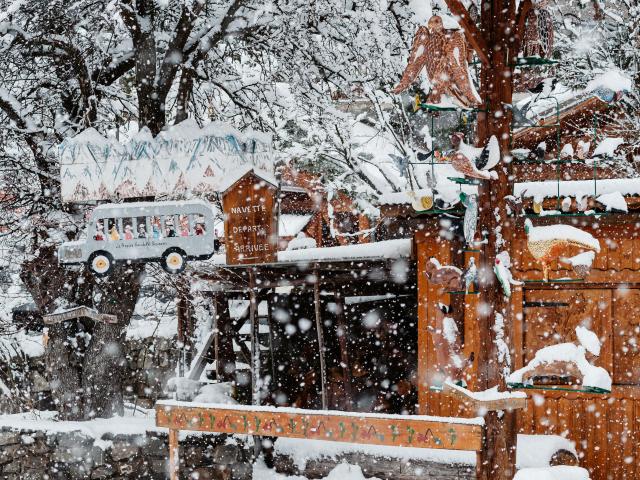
[[511, 285, 524, 371], [620, 239, 634, 270], [169, 429, 179, 480], [155, 403, 484, 451]]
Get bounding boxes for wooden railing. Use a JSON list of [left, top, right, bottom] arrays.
[[155, 401, 486, 479]]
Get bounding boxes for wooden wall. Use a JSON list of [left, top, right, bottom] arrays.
[[416, 218, 640, 480]]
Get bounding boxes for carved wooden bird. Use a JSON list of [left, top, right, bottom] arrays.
[[523, 0, 554, 58], [425, 257, 463, 291], [448, 133, 500, 180], [524, 219, 601, 281], [392, 16, 481, 108]]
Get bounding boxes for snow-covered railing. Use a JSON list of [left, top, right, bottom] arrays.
[[155, 401, 486, 480]]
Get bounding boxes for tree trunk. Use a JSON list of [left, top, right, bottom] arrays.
[[82, 264, 144, 419], [46, 322, 84, 420], [474, 0, 518, 478]]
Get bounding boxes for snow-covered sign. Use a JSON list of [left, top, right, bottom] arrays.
[[59, 119, 274, 203]]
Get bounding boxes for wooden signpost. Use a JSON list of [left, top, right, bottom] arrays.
[[222, 169, 279, 266], [156, 401, 485, 480]]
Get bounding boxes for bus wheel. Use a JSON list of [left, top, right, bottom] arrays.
[[89, 251, 113, 277], [162, 248, 187, 274]]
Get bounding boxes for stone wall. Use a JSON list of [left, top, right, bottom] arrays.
[[0, 335, 180, 413], [0, 427, 252, 480]]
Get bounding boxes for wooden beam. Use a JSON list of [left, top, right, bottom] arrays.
[[313, 267, 328, 410], [169, 428, 179, 480], [444, 0, 490, 65], [334, 290, 353, 410], [155, 402, 484, 451]]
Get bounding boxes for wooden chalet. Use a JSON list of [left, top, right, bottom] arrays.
[[164, 101, 640, 479]]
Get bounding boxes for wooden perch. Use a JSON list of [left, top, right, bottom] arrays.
[[442, 382, 527, 411], [43, 306, 118, 325]]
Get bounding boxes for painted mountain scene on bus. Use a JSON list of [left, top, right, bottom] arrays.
[[59, 119, 274, 202]]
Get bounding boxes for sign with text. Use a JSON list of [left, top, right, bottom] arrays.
[[222, 170, 278, 265]]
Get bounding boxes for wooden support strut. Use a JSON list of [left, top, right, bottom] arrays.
[[334, 290, 353, 410], [314, 267, 329, 410]]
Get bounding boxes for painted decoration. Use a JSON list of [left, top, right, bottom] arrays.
[[59, 119, 274, 203], [155, 403, 483, 451], [392, 16, 481, 108], [460, 192, 478, 246], [222, 169, 278, 265]]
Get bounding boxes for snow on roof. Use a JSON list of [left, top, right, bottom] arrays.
[[525, 222, 601, 252], [205, 238, 412, 267], [592, 137, 624, 157], [59, 119, 274, 203], [585, 69, 633, 94], [279, 214, 313, 237], [218, 166, 279, 193], [514, 178, 640, 200]]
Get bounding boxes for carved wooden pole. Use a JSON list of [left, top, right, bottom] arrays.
[[444, 0, 524, 477], [313, 267, 328, 410]]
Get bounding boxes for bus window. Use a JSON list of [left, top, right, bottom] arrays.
[[179, 215, 190, 237], [94, 220, 105, 241], [165, 216, 176, 237], [194, 215, 206, 235], [151, 217, 162, 239], [136, 216, 147, 238], [108, 219, 120, 241], [123, 217, 134, 240]]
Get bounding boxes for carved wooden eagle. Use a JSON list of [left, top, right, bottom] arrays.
[[392, 16, 481, 108]]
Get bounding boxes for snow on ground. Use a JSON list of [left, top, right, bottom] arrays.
[[513, 466, 591, 480], [254, 460, 378, 480], [273, 437, 475, 470], [516, 434, 577, 469]]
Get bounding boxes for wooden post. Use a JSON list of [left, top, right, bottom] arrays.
[[334, 290, 353, 410], [313, 267, 328, 410], [168, 428, 179, 480], [249, 270, 260, 406]]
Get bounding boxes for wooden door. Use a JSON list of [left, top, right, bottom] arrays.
[[523, 289, 613, 375], [612, 289, 640, 384]]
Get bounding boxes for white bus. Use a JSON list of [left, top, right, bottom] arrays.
[[58, 200, 217, 276]]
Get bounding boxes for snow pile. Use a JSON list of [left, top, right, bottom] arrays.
[[575, 326, 601, 356], [516, 434, 577, 469], [193, 382, 237, 404], [446, 382, 527, 402], [513, 466, 590, 480], [59, 119, 274, 202], [287, 232, 317, 250], [507, 326, 611, 392], [525, 221, 600, 252], [596, 192, 628, 212], [592, 137, 624, 157]]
